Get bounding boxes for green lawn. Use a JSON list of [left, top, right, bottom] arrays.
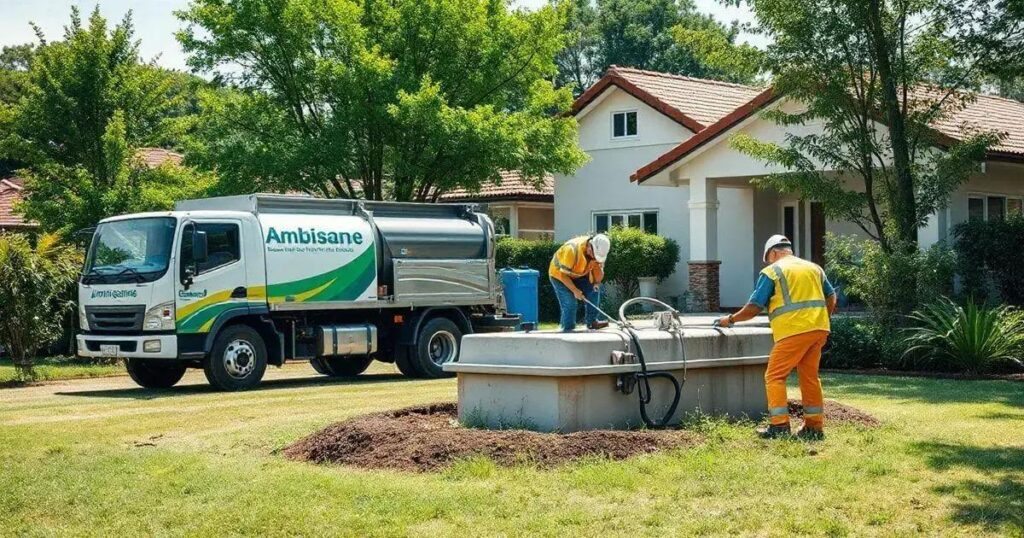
[[0, 357, 124, 384], [1, 362, 1021, 536]]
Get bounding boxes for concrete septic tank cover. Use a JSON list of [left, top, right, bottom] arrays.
[[444, 322, 777, 432]]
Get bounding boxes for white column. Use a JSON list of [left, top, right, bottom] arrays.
[[509, 204, 520, 238], [688, 176, 719, 261]]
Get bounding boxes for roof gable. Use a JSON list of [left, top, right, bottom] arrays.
[[571, 66, 764, 132], [633, 85, 1024, 183]]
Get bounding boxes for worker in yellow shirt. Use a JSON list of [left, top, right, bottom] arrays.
[[548, 234, 611, 332], [717, 235, 837, 440]]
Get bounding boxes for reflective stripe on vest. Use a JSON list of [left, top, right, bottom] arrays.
[[767, 265, 827, 320], [551, 239, 588, 278]]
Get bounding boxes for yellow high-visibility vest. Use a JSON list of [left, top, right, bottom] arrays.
[[548, 236, 602, 282], [761, 255, 830, 342]]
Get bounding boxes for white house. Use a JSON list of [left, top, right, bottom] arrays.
[[554, 66, 1024, 310]]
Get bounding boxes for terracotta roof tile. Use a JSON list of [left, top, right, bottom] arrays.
[[929, 92, 1024, 157], [439, 171, 553, 202], [571, 66, 765, 130], [0, 177, 36, 229], [136, 147, 184, 168]]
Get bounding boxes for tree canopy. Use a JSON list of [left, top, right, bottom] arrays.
[[177, 0, 588, 201], [0, 7, 215, 237], [732, 0, 1018, 252], [555, 0, 763, 94]]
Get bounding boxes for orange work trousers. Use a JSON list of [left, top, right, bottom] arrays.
[[765, 329, 829, 429]]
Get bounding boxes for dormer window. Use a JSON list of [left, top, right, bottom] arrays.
[[612, 111, 638, 138]]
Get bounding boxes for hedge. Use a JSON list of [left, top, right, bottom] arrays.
[[953, 217, 1024, 305]]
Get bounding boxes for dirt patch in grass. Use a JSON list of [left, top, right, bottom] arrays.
[[285, 400, 880, 472], [284, 403, 700, 472], [788, 399, 881, 428]]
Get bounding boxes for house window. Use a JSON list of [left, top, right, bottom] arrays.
[[594, 210, 658, 234], [969, 195, 1023, 221], [612, 111, 638, 138]]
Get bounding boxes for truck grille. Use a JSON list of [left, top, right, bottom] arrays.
[[85, 305, 146, 333]]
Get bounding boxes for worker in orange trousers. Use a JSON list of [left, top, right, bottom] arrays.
[[717, 235, 838, 440]]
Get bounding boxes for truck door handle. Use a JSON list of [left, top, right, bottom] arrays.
[[231, 286, 247, 298]]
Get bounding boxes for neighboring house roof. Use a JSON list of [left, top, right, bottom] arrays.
[[631, 81, 1024, 183], [0, 177, 35, 229], [137, 147, 184, 168], [0, 148, 184, 230], [570, 66, 765, 132], [438, 171, 554, 203]]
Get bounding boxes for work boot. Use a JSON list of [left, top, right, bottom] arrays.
[[587, 320, 609, 330], [756, 423, 792, 439], [795, 427, 825, 441]]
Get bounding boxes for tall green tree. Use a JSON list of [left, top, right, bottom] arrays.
[[0, 7, 214, 236], [554, 0, 761, 93], [731, 0, 1012, 252], [554, 0, 600, 92], [178, 0, 587, 201]]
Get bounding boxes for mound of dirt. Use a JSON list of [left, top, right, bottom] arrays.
[[788, 399, 881, 427], [284, 400, 881, 472], [283, 403, 699, 472]]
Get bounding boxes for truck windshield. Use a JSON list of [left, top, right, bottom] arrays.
[[82, 217, 177, 284]]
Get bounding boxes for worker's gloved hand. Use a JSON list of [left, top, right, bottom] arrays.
[[593, 284, 600, 292]]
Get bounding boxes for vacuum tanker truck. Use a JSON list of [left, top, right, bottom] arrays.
[[76, 194, 517, 390]]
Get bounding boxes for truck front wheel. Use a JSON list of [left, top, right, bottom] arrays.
[[204, 324, 267, 391], [402, 317, 461, 379], [125, 359, 187, 389]]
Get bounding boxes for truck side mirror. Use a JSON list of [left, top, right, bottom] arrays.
[[194, 230, 209, 264]]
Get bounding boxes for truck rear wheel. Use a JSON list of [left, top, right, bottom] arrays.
[[204, 324, 267, 391], [125, 359, 187, 389], [311, 356, 374, 377], [403, 317, 461, 379]]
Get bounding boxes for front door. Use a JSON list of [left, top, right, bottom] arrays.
[[175, 220, 249, 335], [810, 202, 826, 266]]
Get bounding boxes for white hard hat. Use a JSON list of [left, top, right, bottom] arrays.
[[590, 233, 611, 263], [763, 234, 792, 262]]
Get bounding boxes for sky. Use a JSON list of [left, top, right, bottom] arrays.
[[0, 0, 761, 73]]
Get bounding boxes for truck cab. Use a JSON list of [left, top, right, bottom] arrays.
[[77, 195, 515, 390]]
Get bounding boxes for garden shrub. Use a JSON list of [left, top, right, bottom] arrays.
[[953, 217, 1024, 305], [826, 234, 956, 324], [0, 233, 82, 379], [904, 297, 1024, 374], [823, 317, 909, 370], [603, 227, 680, 300]]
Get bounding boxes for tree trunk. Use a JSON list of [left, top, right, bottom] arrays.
[[866, 0, 917, 248]]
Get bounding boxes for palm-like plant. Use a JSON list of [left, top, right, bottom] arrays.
[[904, 298, 1024, 374]]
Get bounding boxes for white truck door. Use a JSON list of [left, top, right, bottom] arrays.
[[174, 219, 252, 335]]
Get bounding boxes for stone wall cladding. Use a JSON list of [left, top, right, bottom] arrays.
[[688, 261, 721, 312]]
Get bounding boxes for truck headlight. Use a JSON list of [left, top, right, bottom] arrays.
[[79, 304, 89, 331], [144, 302, 175, 331]]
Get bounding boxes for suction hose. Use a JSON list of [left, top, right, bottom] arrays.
[[582, 296, 685, 429]]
